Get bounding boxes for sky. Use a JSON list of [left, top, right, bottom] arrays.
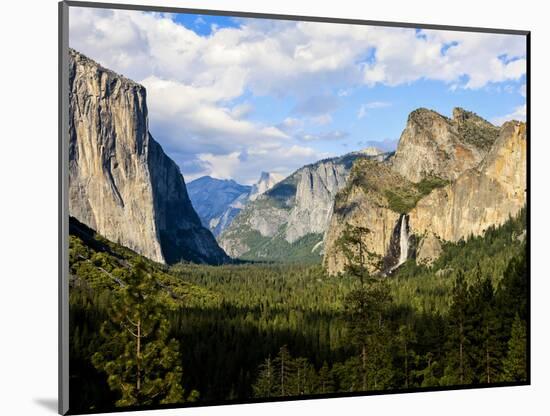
[[68, 7, 527, 185]]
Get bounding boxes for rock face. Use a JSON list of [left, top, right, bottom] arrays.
[[218, 152, 389, 260], [409, 121, 527, 242], [415, 234, 442, 266], [323, 159, 412, 274], [187, 176, 251, 236], [391, 108, 499, 183], [68, 49, 228, 265], [285, 159, 350, 243], [323, 107, 526, 275]]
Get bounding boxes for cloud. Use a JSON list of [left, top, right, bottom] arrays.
[[491, 105, 526, 126], [191, 145, 331, 184], [357, 101, 391, 119], [229, 102, 254, 119], [310, 114, 333, 125], [68, 7, 527, 183], [292, 95, 340, 116], [277, 117, 304, 133], [69, 9, 527, 97], [299, 130, 348, 141], [357, 138, 398, 152]]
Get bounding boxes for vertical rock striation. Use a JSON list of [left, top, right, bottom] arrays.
[[408, 121, 527, 243], [68, 49, 228, 264]]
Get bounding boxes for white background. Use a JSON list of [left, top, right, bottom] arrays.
[[0, 0, 547, 415]]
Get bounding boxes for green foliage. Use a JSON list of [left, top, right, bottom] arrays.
[[456, 112, 500, 151], [384, 176, 448, 213], [238, 231, 323, 264], [415, 176, 449, 195], [384, 188, 423, 213], [502, 315, 527, 382], [70, 210, 528, 410], [389, 208, 527, 314], [91, 260, 194, 407], [252, 345, 320, 398]]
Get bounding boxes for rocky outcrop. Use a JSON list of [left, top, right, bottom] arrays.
[[409, 121, 526, 243], [391, 108, 499, 183], [323, 108, 525, 275], [323, 159, 414, 274], [415, 234, 442, 266], [68, 49, 228, 265]]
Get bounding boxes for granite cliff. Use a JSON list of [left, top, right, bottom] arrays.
[[409, 121, 527, 256], [323, 108, 526, 275], [68, 49, 227, 265], [392, 107, 499, 183]]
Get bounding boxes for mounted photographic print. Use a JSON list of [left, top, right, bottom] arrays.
[[58, 1, 530, 414]]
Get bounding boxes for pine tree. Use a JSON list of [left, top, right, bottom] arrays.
[[398, 323, 417, 388], [419, 352, 439, 387], [442, 271, 474, 385], [91, 259, 193, 407], [502, 314, 527, 382], [253, 356, 277, 398], [272, 345, 295, 396], [291, 357, 317, 395], [469, 276, 502, 384], [338, 224, 393, 391], [317, 361, 334, 394]]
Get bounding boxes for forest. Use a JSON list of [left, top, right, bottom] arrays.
[[68, 209, 528, 412]]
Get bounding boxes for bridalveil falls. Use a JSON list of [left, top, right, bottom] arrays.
[[397, 214, 409, 267]]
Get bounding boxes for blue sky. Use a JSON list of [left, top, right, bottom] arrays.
[[69, 7, 527, 184]]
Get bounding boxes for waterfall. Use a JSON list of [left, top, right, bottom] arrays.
[[397, 214, 409, 266]]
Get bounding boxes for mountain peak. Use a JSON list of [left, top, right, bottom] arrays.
[[357, 146, 384, 156], [249, 172, 284, 201], [392, 107, 499, 183]]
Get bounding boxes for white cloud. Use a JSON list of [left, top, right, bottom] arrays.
[[300, 130, 348, 142], [278, 117, 304, 133], [357, 101, 391, 119], [69, 8, 527, 97], [68, 7, 527, 183], [491, 105, 526, 126], [193, 145, 330, 184], [229, 102, 254, 119], [310, 114, 333, 125]]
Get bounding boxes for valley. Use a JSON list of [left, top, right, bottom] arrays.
[[66, 48, 528, 411]]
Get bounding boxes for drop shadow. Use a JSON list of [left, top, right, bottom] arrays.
[[34, 398, 58, 413]]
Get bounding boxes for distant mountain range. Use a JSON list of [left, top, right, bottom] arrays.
[[187, 171, 283, 237]]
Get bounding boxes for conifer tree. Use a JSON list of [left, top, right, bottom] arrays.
[[253, 356, 277, 398], [442, 271, 474, 385], [337, 224, 393, 391], [502, 314, 527, 382], [317, 361, 334, 394], [273, 345, 295, 396], [92, 260, 194, 407]]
